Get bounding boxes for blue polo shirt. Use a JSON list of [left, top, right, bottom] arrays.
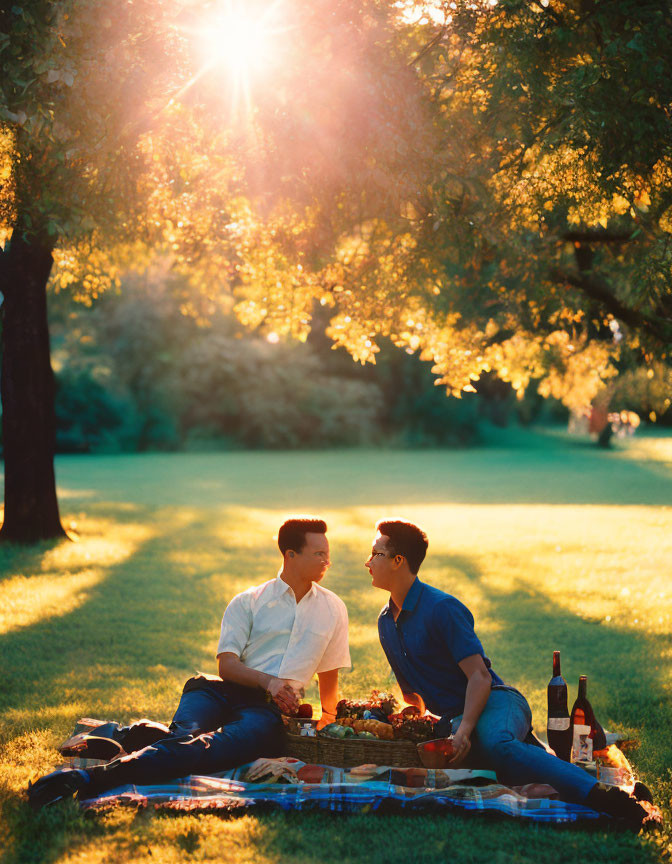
[[378, 578, 504, 718]]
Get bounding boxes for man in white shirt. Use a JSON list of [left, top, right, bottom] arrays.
[[28, 518, 351, 809]]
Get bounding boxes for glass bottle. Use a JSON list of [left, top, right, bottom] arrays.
[[570, 675, 607, 762], [547, 651, 572, 761]]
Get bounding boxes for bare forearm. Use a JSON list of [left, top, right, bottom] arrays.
[[457, 672, 491, 735], [218, 654, 272, 691], [318, 669, 339, 717]]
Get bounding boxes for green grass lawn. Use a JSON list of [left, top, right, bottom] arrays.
[[1, 429, 671, 863]]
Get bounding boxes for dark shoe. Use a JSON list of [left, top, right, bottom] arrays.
[[27, 768, 90, 810], [633, 781, 653, 804], [121, 719, 170, 752], [59, 734, 125, 761], [586, 784, 649, 830], [60, 719, 170, 759]]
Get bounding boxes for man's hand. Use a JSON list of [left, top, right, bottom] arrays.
[[266, 678, 301, 714], [448, 726, 472, 765]]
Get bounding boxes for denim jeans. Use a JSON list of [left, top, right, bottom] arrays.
[[86, 677, 283, 794], [440, 686, 596, 804]]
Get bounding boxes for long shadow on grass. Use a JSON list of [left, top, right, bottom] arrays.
[[2, 539, 670, 864], [0, 508, 276, 724], [0, 508, 296, 864]]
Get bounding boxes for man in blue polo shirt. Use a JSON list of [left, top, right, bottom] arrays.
[[367, 519, 653, 828]]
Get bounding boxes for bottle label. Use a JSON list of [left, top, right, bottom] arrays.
[[547, 717, 570, 731], [572, 724, 593, 762]]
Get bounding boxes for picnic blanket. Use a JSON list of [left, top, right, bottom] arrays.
[[60, 720, 616, 823], [74, 757, 606, 823]]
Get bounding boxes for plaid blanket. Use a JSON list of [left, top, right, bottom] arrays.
[[77, 761, 605, 822], [63, 720, 609, 823]]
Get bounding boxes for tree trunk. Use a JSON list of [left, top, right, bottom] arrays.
[[0, 231, 67, 542]]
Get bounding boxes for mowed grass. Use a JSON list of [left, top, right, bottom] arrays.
[[1, 429, 671, 863]]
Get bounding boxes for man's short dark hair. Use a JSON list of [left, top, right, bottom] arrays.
[[376, 519, 428, 574], [278, 517, 327, 554]]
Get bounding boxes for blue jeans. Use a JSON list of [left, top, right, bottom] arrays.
[[441, 687, 596, 804], [86, 677, 283, 794]]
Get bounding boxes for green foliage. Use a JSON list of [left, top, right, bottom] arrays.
[[50, 274, 387, 451], [52, 269, 556, 452], [4, 0, 670, 418], [179, 334, 383, 448], [608, 361, 672, 425], [54, 367, 130, 453]]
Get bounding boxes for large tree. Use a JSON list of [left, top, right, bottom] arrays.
[[2, 0, 671, 542], [286, 0, 672, 410], [0, 0, 430, 541], [0, 0, 227, 540], [214, 0, 672, 417]]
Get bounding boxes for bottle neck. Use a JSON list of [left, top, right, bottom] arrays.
[[578, 676, 587, 699], [552, 651, 561, 677]]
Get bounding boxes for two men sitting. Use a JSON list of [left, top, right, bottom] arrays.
[[28, 516, 652, 827]]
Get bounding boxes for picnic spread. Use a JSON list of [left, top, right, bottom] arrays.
[[57, 697, 648, 825]]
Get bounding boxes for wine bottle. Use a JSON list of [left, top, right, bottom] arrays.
[[547, 651, 572, 761], [570, 675, 607, 762]]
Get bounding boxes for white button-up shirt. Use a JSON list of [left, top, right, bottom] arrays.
[[216, 575, 351, 688]]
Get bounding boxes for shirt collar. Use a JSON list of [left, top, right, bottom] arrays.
[[383, 577, 423, 618], [274, 574, 293, 597], [402, 577, 423, 612], [275, 574, 317, 601]]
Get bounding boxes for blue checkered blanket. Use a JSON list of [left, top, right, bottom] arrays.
[[75, 757, 604, 823]]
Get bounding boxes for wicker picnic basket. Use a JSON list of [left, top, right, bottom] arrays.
[[284, 731, 421, 768]]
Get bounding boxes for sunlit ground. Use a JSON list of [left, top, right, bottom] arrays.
[[1, 428, 671, 862]]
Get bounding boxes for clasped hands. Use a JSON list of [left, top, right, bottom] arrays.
[[266, 677, 304, 714]]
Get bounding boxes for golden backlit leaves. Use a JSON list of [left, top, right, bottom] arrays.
[[4, 0, 670, 419], [52, 240, 122, 302], [0, 126, 15, 246]]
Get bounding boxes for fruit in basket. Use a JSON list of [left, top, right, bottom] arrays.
[[296, 703, 313, 719], [389, 713, 438, 742], [369, 690, 399, 716], [401, 705, 421, 718], [335, 691, 399, 720], [356, 731, 377, 739], [347, 718, 394, 739], [322, 724, 350, 739], [335, 699, 369, 719]]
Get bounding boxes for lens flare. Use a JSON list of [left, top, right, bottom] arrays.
[[175, 0, 289, 121], [199, 1, 275, 77]]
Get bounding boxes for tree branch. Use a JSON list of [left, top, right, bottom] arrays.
[[561, 230, 635, 244], [408, 24, 448, 67], [549, 267, 672, 346]]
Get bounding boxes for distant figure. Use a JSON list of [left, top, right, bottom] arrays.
[[589, 401, 613, 448]]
